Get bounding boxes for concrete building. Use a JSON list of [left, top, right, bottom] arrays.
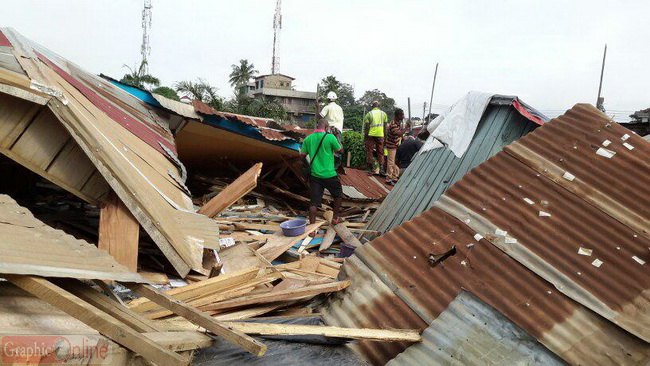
[[250, 74, 317, 122]]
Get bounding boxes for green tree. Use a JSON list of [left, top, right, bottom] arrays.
[[359, 89, 396, 121], [120, 60, 160, 90], [175, 78, 224, 110], [342, 131, 366, 168], [318, 75, 355, 108], [229, 59, 258, 95], [151, 86, 180, 101], [343, 104, 365, 132], [224, 94, 288, 121]]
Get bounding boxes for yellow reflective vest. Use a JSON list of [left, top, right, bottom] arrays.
[[364, 108, 388, 137]]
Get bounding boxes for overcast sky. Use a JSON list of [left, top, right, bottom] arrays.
[[2, 0, 648, 121]]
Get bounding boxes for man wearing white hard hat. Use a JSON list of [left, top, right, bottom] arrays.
[[319, 91, 345, 173], [320, 91, 344, 133]]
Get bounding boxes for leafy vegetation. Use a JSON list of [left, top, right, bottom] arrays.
[[342, 131, 366, 168], [120, 60, 160, 90], [317, 76, 396, 133], [175, 78, 224, 110], [151, 86, 180, 101], [229, 59, 258, 95]]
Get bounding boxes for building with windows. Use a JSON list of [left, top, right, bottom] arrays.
[[250, 74, 317, 122]]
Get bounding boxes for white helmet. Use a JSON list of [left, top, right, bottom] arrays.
[[327, 91, 337, 100]]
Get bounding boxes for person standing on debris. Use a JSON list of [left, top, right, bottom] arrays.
[[319, 91, 345, 174], [301, 118, 343, 230], [385, 108, 409, 185], [364, 101, 388, 176]]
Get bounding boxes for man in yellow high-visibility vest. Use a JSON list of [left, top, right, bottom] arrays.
[[363, 101, 388, 175]]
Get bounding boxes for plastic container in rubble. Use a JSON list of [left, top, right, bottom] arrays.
[[280, 219, 307, 237]]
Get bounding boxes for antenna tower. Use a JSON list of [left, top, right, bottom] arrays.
[[141, 0, 153, 74], [271, 0, 282, 74]]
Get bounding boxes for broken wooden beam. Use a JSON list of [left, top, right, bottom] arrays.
[[198, 162, 263, 218], [256, 221, 326, 262], [5, 275, 189, 366], [124, 283, 267, 356], [221, 322, 422, 342], [333, 222, 363, 248], [202, 280, 351, 311], [98, 190, 140, 272]]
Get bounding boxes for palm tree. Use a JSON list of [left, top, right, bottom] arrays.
[[120, 60, 160, 90], [229, 59, 258, 94], [175, 78, 224, 110]]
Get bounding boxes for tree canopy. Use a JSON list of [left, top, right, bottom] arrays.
[[318, 75, 355, 109], [229, 59, 258, 94], [175, 78, 224, 110], [151, 86, 180, 101], [120, 60, 160, 90]]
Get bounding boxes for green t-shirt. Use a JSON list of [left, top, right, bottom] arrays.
[[301, 132, 341, 178]]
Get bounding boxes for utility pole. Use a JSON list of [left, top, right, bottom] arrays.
[[422, 102, 427, 121], [596, 44, 607, 111], [407, 97, 411, 122], [271, 0, 282, 74], [428, 63, 439, 120]]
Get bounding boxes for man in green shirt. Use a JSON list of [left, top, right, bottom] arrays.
[[364, 101, 388, 176], [301, 119, 344, 227]]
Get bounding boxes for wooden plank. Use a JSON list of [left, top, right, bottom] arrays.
[[198, 163, 263, 218], [320, 226, 337, 251], [203, 281, 351, 311], [58, 280, 162, 333], [220, 322, 422, 342], [256, 221, 325, 262], [124, 283, 267, 356], [98, 191, 140, 272], [220, 243, 267, 274], [5, 275, 189, 366], [10, 107, 70, 170], [334, 222, 363, 248], [143, 331, 213, 351], [128, 267, 259, 313]]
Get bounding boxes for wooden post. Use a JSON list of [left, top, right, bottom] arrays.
[[346, 151, 351, 167], [98, 190, 139, 272]]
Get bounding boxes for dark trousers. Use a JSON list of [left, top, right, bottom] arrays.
[[365, 136, 385, 171]]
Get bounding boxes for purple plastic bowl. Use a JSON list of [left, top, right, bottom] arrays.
[[280, 219, 307, 237]]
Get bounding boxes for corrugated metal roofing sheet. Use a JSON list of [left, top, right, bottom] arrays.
[[0, 194, 145, 282], [438, 104, 650, 342], [339, 168, 392, 201], [321, 256, 427, 365], [192, 100, 296, 142], [387, 291, 564, 366], [366, 102, 541, 234], [324, 104, 650, 365]]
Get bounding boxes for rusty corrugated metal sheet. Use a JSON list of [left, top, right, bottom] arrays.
[[324, 104, 650, 365], [339, 168, 392, 201], [387, 291, 564, 366], [438, 104, 650, 342], [321, 255, 427, 365], [192, 100, 296, 142], [352, 206, 650, 365]]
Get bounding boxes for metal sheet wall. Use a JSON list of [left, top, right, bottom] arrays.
[[366, 104, 538, 234]]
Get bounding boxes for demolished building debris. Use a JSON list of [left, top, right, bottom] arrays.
[[1, 24, 648, 366]]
